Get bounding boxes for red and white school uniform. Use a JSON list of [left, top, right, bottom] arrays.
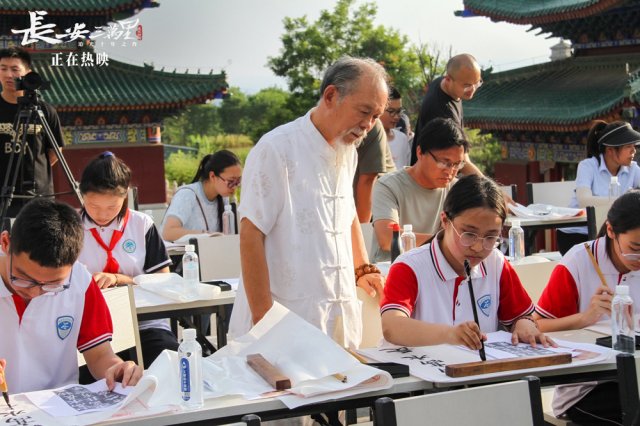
[[78, 209, 171, 332], [381, 237, 534, 332], [537, 236, 640, 319], [536, 236, 640, 416], [0, 260, 112, 393]]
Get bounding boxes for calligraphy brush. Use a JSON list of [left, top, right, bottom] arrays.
[[464, 259, 486, 361], [0, 369, 11, 409]]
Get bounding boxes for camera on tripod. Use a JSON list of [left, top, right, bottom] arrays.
[[13, 71, 50, 92]]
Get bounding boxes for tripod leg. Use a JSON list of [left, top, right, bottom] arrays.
[[0, 109, 32, 229], [35, 109, 83, 207]]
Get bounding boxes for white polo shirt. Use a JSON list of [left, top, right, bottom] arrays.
[[381, 237, 534, 331], [0, 260, 112, 393], [78, 209, 171, 331], [537, 236, 640, 319]]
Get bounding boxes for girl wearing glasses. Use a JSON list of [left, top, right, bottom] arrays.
[[77, 152, 178, 366], [161, 150, 242, 242], [534, 191, 640, 424], [381, 175, 552, 349]]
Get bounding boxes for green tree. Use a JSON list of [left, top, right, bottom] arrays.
[[268, 0, 424, 116], [164, 151, 199, 185], [244, 87, 296, 141], [467, 129, 502, 177], [162, 104, 221, 146], [218, 87, 249, 134]]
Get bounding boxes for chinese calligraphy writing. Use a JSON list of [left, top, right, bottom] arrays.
[[11, 11, 142, 47], [51, 52, 109, 67]]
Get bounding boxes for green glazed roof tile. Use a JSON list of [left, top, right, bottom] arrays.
[[463, 0, 622, 23], [30, 53, 227, 110], [0, 0, 151, 12], [464, 53, 640, 127]]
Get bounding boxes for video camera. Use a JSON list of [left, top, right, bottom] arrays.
[[13, 71, 50, 92]]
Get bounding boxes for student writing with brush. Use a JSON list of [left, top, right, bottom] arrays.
[[380, 175, 553, 350], [534, 190, 640, 425]]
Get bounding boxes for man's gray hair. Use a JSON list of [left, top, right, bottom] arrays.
[[319, 56, 388, 99]]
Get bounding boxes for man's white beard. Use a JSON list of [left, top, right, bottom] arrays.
[[334, 135, 355, 173]]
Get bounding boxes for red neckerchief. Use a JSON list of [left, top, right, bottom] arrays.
[[89, 209, 130, 273]]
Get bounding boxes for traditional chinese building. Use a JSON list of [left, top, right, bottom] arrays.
[[1, 1, 228, 206], [458, 0, 640, 201]]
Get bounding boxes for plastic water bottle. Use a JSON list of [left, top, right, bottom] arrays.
[[222, 204, 235, 235], [612, 285, 635, 354], [400, 224, 416, 253], [508, 220, 525, 263], [609, 176, 621, 200], [390, 223, 401, 262], [182, 244, 199, 298], [179, 329, 203, 408]]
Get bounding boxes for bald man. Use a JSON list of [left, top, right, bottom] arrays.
[[410, 54, 483, 176]]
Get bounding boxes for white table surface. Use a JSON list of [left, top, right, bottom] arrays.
[[134, 286, 236, 315], [100, 329, 622, 425], [506, 215, 587, 228], [102, 375, 431, 425]]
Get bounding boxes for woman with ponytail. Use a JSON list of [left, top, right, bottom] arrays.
[[557, 120, 640, 254], [161, 150, 242, 241]]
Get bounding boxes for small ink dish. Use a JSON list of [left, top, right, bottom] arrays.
[[529, 204, 553, 216]]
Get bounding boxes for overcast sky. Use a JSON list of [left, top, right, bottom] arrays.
[[98, 0, 562, 93]]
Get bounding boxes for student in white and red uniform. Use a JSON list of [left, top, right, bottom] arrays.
[[0, 199, 142, 393], [534, 191, 640, 425], [77, 152, 177, 367], [381, 175, 554, 349]]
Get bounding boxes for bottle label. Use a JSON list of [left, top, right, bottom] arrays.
[[180, 357, 191, 400]]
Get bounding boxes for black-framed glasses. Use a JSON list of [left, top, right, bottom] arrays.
[[616, 238, 640, 261], [9, 254, 72, 293], [427, 150, 466, 171], [217, 175, 241, 189], [450, 221, 502, 251], [385, 108, 405, 117]]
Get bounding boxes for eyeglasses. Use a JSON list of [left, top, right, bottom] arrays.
[[616, 238, 640, 261], [385, 108, 405, 117], [9, 254, 72, 293], [217, 175, 241, 189], [449, 76, 483, 93], [449, 221, 502, 251], [427, 150, 466, 171]]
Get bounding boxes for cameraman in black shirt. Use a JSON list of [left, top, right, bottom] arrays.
[[0, 47, 65, 217]]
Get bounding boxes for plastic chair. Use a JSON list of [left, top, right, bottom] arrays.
[[526, 181, 575, 206], [79, 284, 143, 367], [499, 183, 518, 203], [511, 260, 559, 302], [374, 376, 545, 426], [192, 234, 241, 281], [586, 204, 611, 240]]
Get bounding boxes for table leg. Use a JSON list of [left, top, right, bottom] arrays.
[[217, 305, 228, 348]]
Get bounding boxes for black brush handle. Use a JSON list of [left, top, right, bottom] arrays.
[[465, 259, 486, 361]]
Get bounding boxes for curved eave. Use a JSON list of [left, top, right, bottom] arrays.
[[464, 0, 622, 25], [464, 53, 640, 132], [466, 97, 623, 128], [54, 91, 223, 112], [31, 54, 227, 110], [0, 0, 154, 14]]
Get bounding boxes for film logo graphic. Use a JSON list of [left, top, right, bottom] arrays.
[[10, 10, 144, 67]]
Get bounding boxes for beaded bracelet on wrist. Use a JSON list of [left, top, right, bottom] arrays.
[[355, 263, 381, 280]]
